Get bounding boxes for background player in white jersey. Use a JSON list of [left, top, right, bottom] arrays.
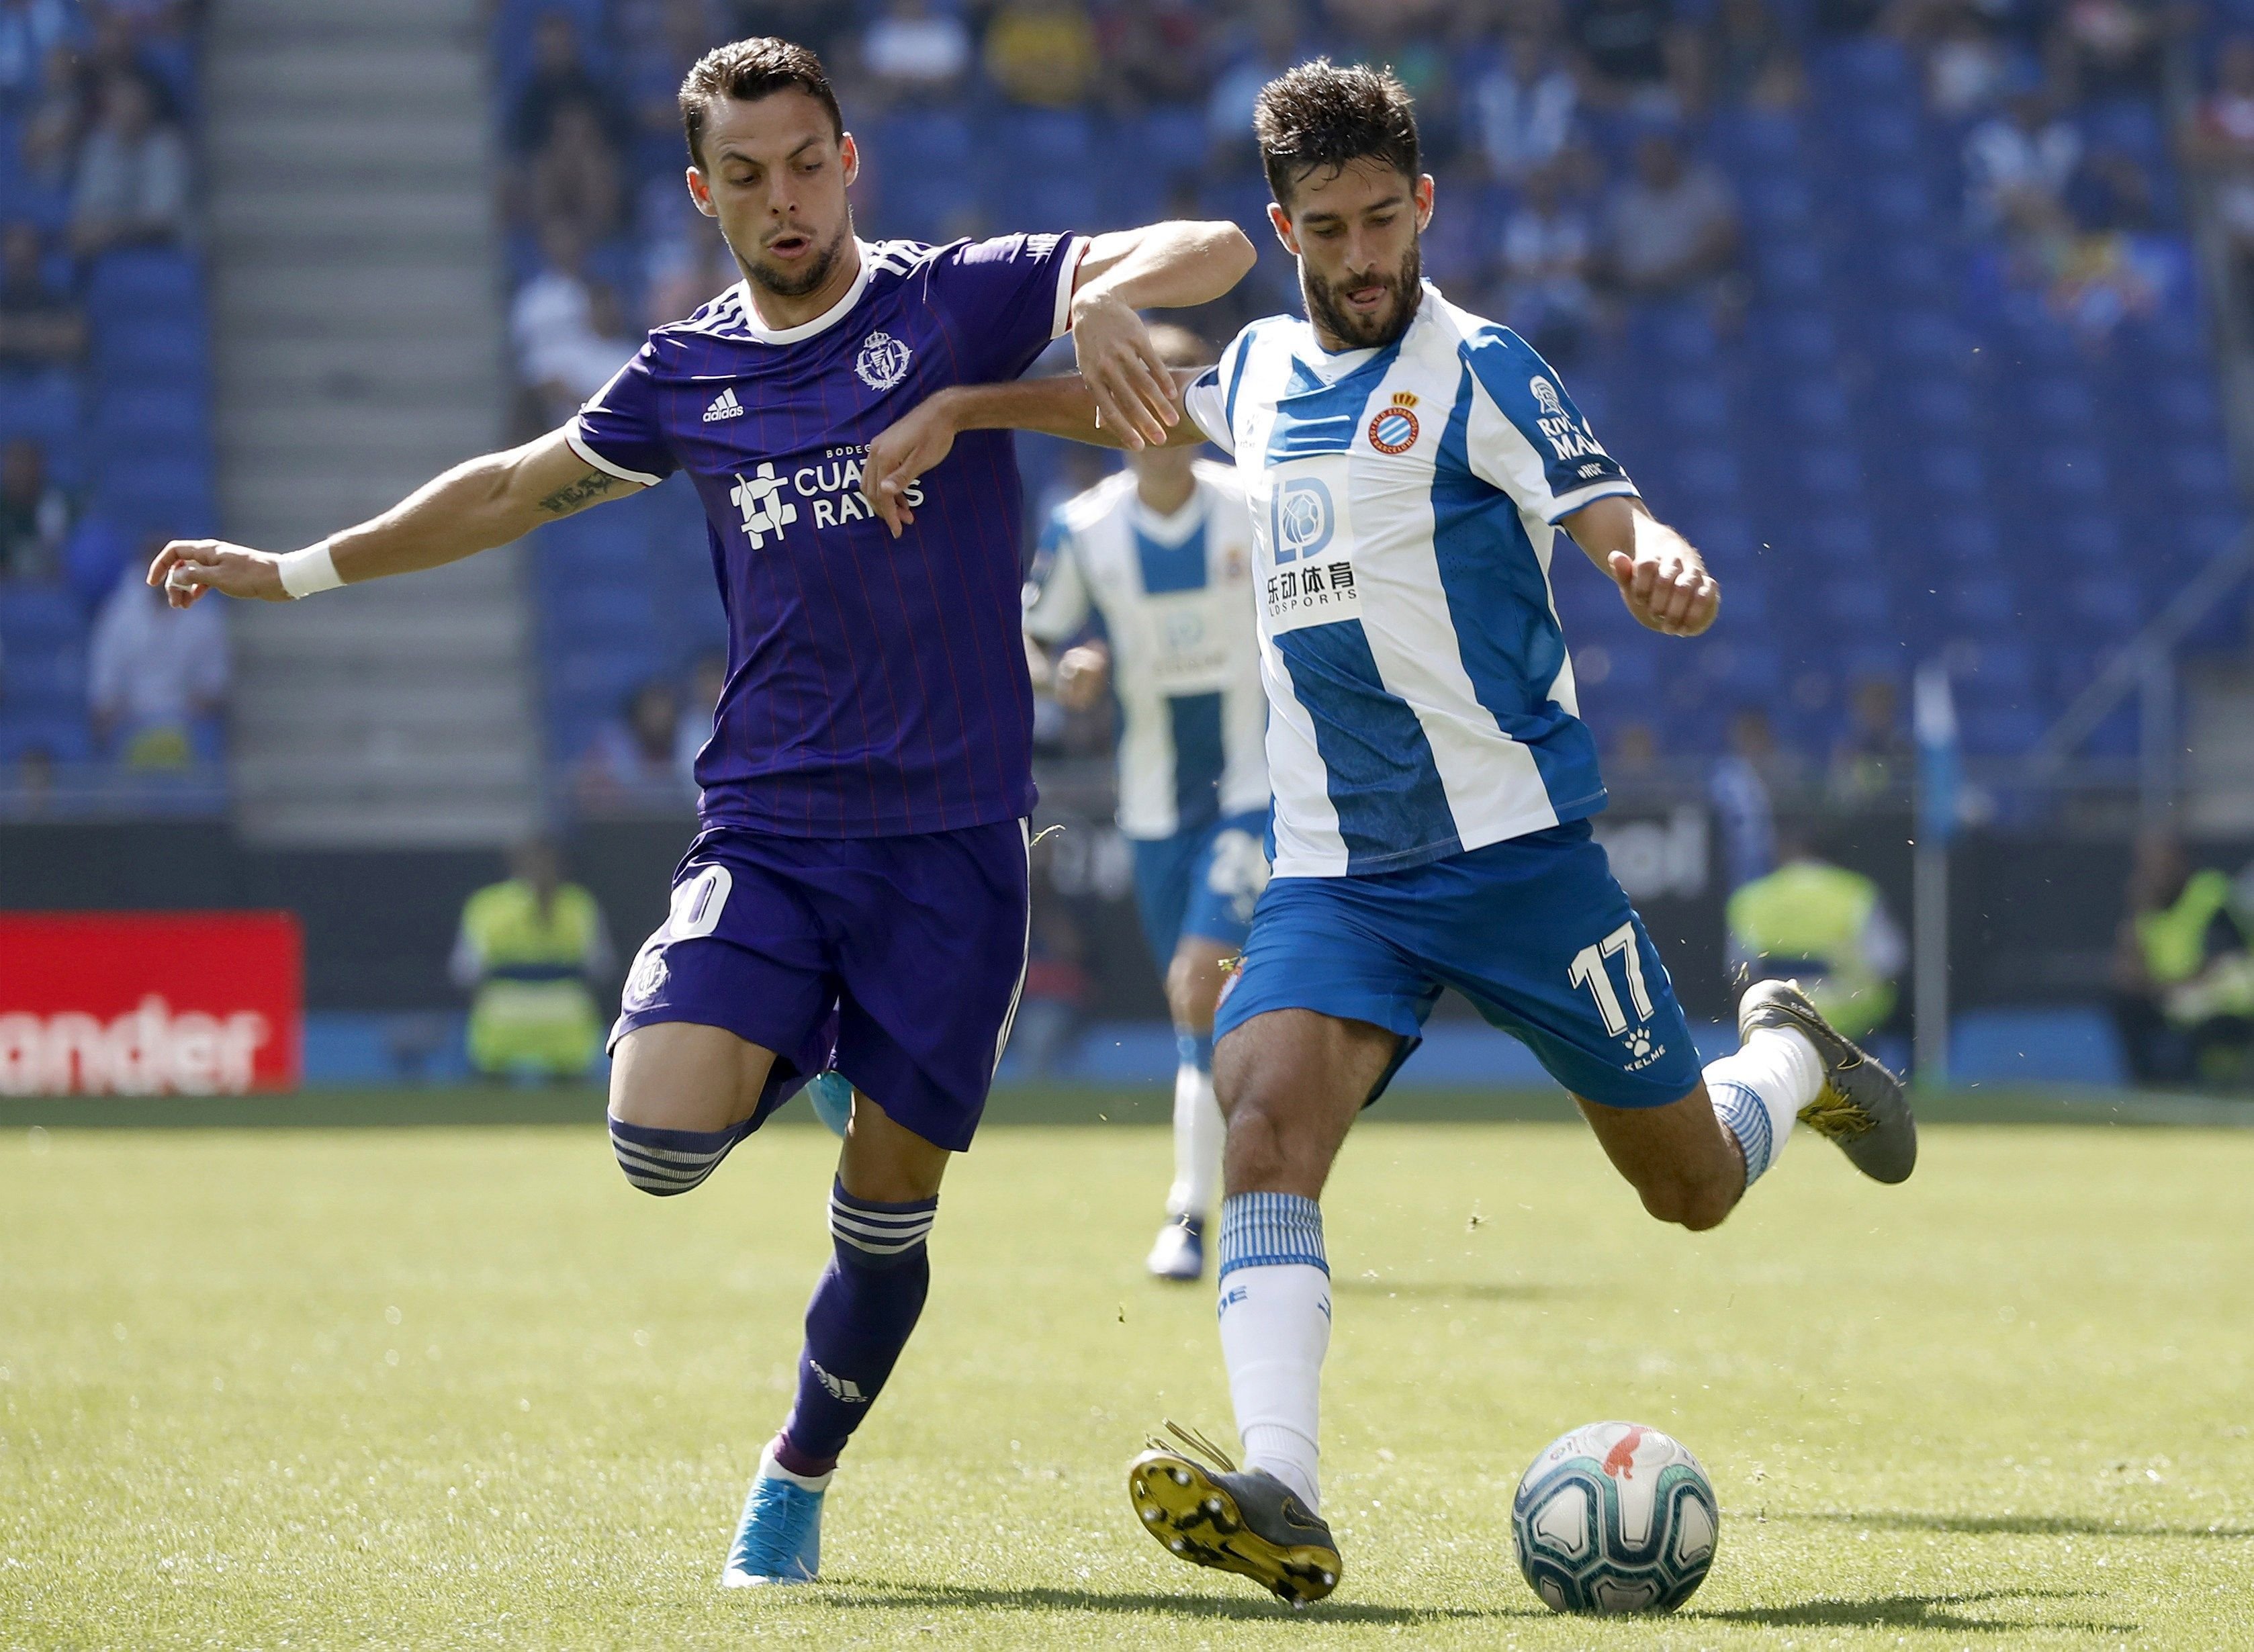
[[861, 60, 1918, 1607], [1022, 326, 1269, 1282]]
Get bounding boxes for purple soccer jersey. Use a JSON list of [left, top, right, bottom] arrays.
[[567, 233, 1087, 837]]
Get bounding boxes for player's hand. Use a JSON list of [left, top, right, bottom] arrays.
[[1070, 288, 1176, 451], [146, 539, 289, 608], [862, 391, 960, 538], [1607, 549, 1719, 637], [1052, 643, 1110, 712]]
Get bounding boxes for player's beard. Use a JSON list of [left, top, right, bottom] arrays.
[[744, 218, 852, 300], [1302, 240, 1425, 351]]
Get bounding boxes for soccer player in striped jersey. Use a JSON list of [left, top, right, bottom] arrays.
[[146, 37, 1254, 1589], [862, 60, 1916, 1605], [1022, 325, 1269, 1282]]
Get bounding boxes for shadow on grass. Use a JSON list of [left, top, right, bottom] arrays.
[[1780, 1509, 2254, 1540], [1331, 1279, 1549, 1302], [1690, 1587, 2135, 1635], [816, 1580, 1521, 1624]]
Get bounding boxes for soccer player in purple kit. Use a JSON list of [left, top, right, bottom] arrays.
[[146, 38, 1255, 1588]]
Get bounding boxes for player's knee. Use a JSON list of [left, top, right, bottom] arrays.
[[606, 1111, 742, 1197], [1221, 1091, 1317, 1190], [1164, 952, 1224, 1031], [1637, 1168, 1738, 1233]]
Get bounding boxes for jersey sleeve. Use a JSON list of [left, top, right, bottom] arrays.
[[1459, 326, 1635, 522], [932, 232, 1089, 381], [1021, 510, 1094, 644], [1182, 324, 1256, 456], [564, 341, 677, 487]]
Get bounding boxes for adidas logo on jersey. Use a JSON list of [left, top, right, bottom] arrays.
[[703, 386, 745, 422]]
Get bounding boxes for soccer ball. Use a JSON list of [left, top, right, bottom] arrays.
[[1511, 1420, 1719, 1614]]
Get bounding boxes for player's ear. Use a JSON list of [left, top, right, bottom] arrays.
[[686, 165, 717, 219], [1413, 173, 1435, 232], [1267, 200, 1299, 257], [839, 132, 860, 189]]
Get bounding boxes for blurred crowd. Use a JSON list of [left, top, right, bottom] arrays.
[[0, 0, 222, 804]]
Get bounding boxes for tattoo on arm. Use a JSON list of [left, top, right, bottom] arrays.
[[537, 469, 621, 515]]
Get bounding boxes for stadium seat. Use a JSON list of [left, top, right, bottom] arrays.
[[0, 370, 80, 444], [86, 249, 204, 320]]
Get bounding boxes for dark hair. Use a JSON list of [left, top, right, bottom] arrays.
[[1253, 59, 1421, 210], [679, 37, 843, 171]]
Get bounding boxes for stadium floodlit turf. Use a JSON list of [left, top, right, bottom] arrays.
[[4, 1109, 2252, 1648]]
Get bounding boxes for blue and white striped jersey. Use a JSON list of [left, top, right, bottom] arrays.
[[1183, 287, 1637, 878], [1023, 459, 1268, 841]]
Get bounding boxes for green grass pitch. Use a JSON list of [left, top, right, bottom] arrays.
[[4, 1104, 2253, 1647]]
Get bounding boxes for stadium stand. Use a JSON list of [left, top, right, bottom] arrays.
[[0, 0, 219, 811], [500, 1, 2243, 811]]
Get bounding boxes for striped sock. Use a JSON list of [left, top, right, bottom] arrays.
[[776, 1181, 940, 1473], [1216, 1191, 1331, 1511], [606, 1113, 752, 1197], [1703, 1027, 1820, 1192]]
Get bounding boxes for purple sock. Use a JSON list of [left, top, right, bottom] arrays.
[[775, 1180, 937, 1474]]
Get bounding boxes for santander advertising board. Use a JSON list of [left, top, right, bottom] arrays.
[[0, 913, 302, 1095]]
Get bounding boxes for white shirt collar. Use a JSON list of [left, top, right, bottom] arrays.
[[732, 238, 872, 345]]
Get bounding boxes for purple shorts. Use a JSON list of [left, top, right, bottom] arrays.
[[610, 821, 1030, 1152]]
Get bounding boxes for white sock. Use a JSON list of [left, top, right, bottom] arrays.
[[1215, 1192, 1330, 1512], [1703, 1025, 1823, 1189], [1166, 1049, 1224, 1222]]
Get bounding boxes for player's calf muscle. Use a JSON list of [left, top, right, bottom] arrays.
[[1577, 1084, 1742, 1232]]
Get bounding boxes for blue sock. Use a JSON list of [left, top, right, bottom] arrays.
[[1176, 1031, 1215, 1072], [775, 1180, 937, 1475], [606, 1114, 752, 1197]]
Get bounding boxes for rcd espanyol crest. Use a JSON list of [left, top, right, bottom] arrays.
[[856, 330, 913, 392], [1529, 375, 1566, 418]]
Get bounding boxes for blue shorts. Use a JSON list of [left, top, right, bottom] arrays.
[[610, 821, 1030, 1152], [1213, 821, 1703, 1110], [1130, 809, 1271, 966]]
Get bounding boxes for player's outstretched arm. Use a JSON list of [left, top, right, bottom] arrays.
[[861, 372, 1204, 538], [1560, 495, 1721, 638], [147, 427, 649, 608], [1069, 222, 1255, 450]]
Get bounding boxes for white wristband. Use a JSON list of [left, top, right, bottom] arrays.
[[276, 541, 342, 599]]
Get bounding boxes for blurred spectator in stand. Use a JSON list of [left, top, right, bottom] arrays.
[[69, 68, 191, 257], [861, 0, 973, 105], [0, 0, 75, 109], [1098, 0, 1210, 113], [1470, 28, 1579, 185], [0, 437, 69, 582], [1710, 706, 1787, 892], [451, 837, 616, 1082], [1568, 0, 1695, 118], [0, 221, 84, 370], [512, 223, 637, 428], [2110, 832, 2254, 1087], [1498, 152, 1597, 364], [1809, 0, 1889, 34], [1607, 719, 1664, 792], [1727, 826, 1904, 1042], [508, 11, 619, 156], [1828, 674, 1913, 807], [88, 558, 227, 768], [1599, 129, 1744, 323], [2182, 36, 2254, 313], [19, 42, 84, 184], [644, 197, 739, 326], [1207, 1, 1304, 164], [1697, 0, 1805, 111], [574, 677, 691, 809], [1909, 2, 2013, 120], [2046, 0, 2165, 107], [674, 648, 725, 788], [1963, 76, 2080, 233], [985, 0, 1097, 110], [528, 96, 625, 246]]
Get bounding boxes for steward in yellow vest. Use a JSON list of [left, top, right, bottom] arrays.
[[1726, 854, 1903, 1044], [451, 839, 615, 1079]]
